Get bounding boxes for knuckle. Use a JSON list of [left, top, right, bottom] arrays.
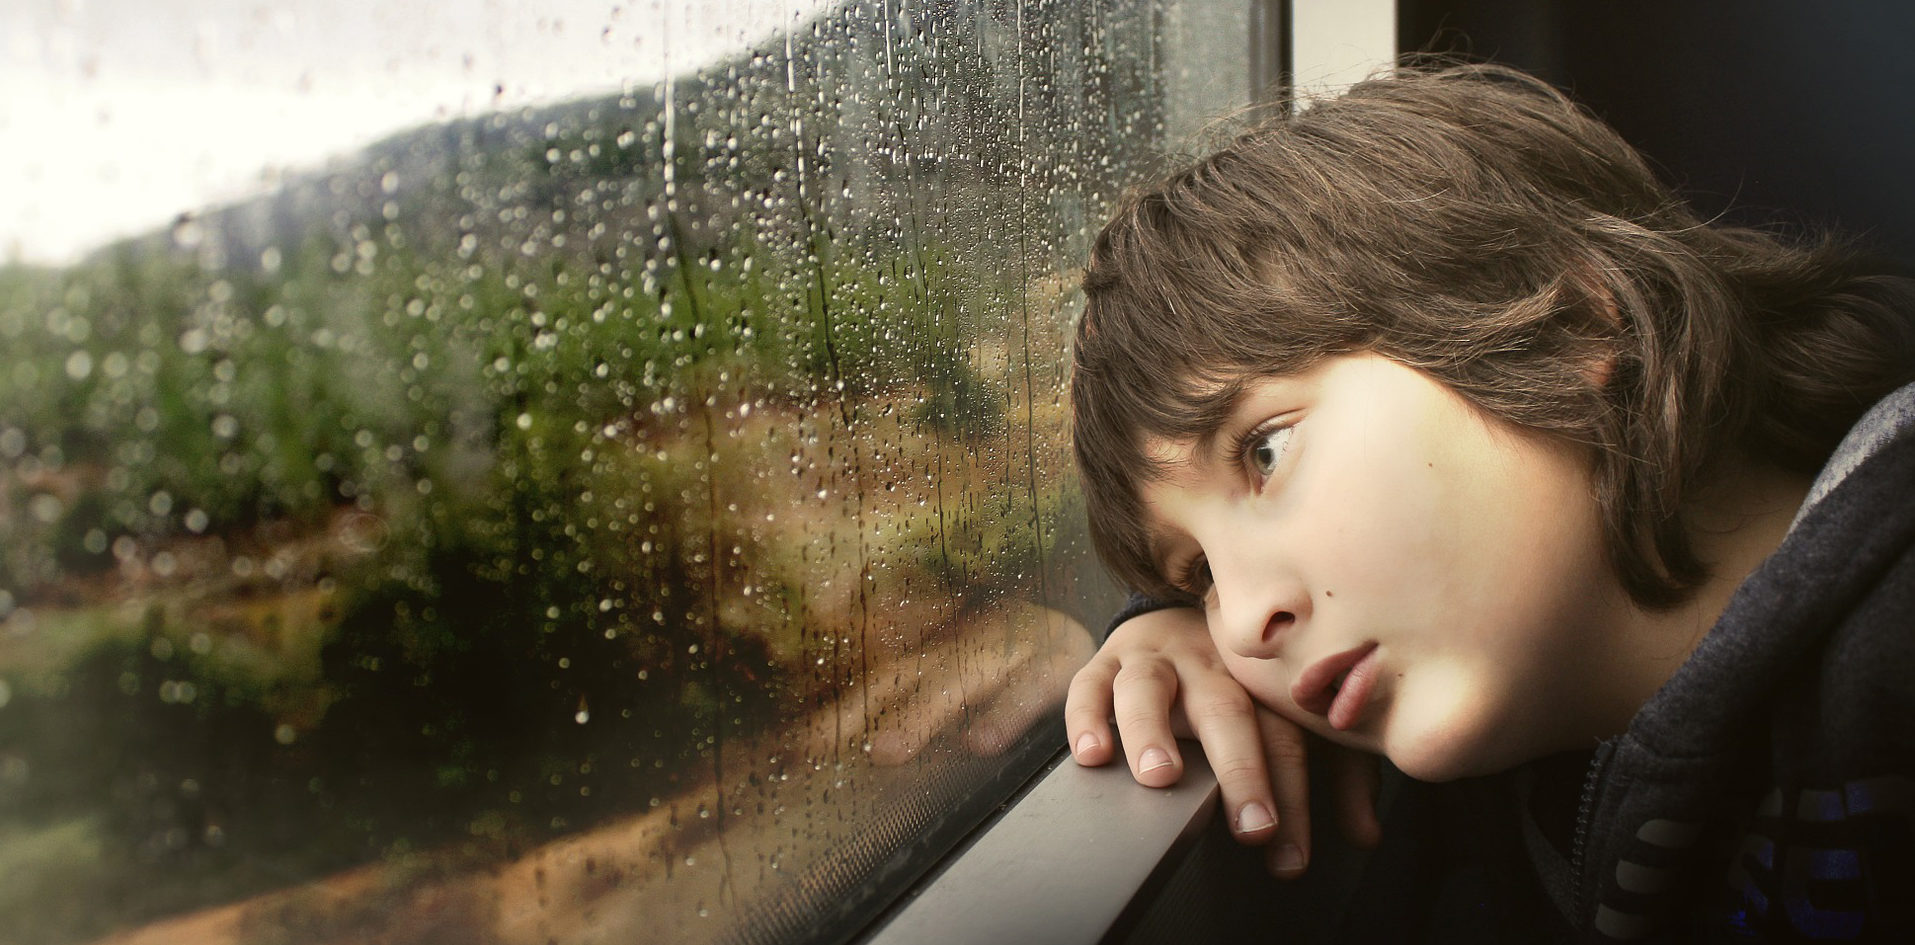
[[1171, 633, 1225, 660], [1078, 647, 1121, 673], [1211, 756, 1268, 786], [1265, 736, 1311, 770], [1106, 620, 1161, 647], [1257, 709, 1309, 740], [1112, 660, 1174, 689], [1067, 665, 1105, 694], [1114, 703, 1167, 730], [1187, 690, 1255, 723], [1062, 673, 1099, 698]]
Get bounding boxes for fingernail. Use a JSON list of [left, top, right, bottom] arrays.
[[1139, 747, 1174, 773], [1237, 802, 1275, 833], [1075, 733, 1099, 758], [1273, 844, 1306, 873]]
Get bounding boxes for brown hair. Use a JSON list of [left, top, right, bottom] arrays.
[[1073, 62, 1915, 607]]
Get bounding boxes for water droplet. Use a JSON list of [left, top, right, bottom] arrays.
[[27, 494, 61, 523]]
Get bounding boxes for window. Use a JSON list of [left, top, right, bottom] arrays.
[[0, 2, 1250, 942]]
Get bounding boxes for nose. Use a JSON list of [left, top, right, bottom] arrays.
[[1205, 546, 1309, 661]]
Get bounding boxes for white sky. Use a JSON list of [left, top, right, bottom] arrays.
[[0, 0, 838, 264]]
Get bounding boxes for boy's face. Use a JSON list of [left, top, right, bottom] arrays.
[[1137, 353, 1630, 781]]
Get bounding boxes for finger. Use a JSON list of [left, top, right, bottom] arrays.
[[1327, 744, 1384, 849], [1177, 672, 1278, 845], [1064, 657, 1119, 766], [1109, 660, 1184, 787], [1256, 710, 1313, 879]]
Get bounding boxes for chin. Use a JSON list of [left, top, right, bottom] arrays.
[[1380, 707, 1521, 783], [1385, 743, 1481, 782]]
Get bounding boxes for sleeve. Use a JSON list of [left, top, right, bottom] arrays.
[[1102, 591, 1192, 641]]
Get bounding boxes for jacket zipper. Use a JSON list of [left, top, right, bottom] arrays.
[[1569, 741, 1614, 919]]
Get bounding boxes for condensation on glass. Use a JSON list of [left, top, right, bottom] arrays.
[[0, 2, 1248, 943]]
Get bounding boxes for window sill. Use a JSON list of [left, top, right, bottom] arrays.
[[862, 743, 1220, 945]]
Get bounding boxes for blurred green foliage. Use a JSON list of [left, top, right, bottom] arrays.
[[0, 0, 1164, 937], [0, 175, 1049, 944]]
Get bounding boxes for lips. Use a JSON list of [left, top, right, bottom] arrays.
[[1290, 642, 1381, 731]]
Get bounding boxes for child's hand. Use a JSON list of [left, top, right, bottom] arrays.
[[1064, 606, 1382, 878]]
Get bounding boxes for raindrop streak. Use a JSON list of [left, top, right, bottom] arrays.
[[0, 1, 1231, 941]]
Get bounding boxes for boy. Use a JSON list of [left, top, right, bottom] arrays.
[[1063, 63, 1915, 941]]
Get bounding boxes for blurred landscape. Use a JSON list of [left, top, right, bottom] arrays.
[[0, 2, 1171, 942]]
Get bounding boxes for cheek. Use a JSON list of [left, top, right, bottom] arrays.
[[1390, 668, 1599, 783], [1326, 427, 1589, 634], [1382, 660, 1516, 781], [1295, 447, 1453, 604]]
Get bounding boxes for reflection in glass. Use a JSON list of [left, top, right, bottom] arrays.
[[0, 2, 1245, 942]]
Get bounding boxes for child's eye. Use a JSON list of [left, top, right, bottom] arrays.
[[1244, 425, 1294, 480]]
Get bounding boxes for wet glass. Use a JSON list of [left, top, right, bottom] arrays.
[[0, 2, 1249, 942]]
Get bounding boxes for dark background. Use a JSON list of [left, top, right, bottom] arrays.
[[1400, 0, 1915, 267]]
